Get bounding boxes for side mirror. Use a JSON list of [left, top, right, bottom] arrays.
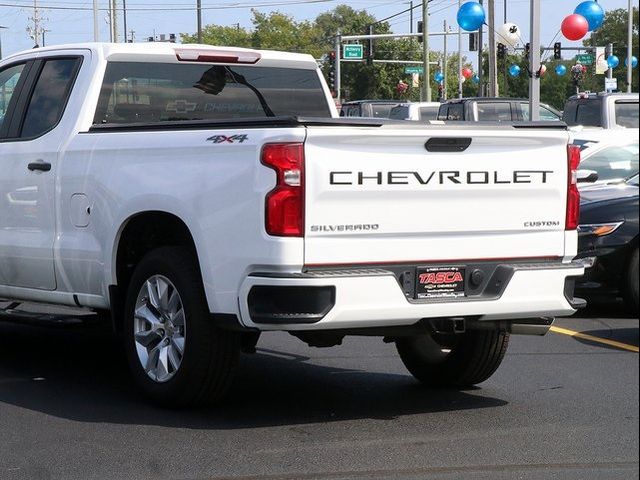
[[577, 169, 599, 184]]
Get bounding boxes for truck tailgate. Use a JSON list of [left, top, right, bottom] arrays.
[[303, 126, 570, 266]]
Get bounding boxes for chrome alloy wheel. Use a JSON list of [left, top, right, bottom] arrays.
[[133, 275, 186, 383]]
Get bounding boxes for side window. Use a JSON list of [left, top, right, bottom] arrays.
[[20, 58, 81, 138], [539, 106, 560, 121], [0, 64, 25, 132]]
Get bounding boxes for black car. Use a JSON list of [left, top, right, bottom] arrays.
[[577, 174, 639, 313]]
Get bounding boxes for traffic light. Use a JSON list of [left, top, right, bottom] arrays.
[[365, 52, 374, 66], [554, 42, 562, 60], [497, 43, 506, 60], [469, 32, 478, 52], [418, 21, 423, 43], [328, 51, 337, 95], [524, 42, 531, 59]]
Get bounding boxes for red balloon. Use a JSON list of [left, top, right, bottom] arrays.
[[561, 14, 589, 41], [462, 68, 473, 79]]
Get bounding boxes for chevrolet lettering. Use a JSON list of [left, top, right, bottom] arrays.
[[329, 170, 554, 186]]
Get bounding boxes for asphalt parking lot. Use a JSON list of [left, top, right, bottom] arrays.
[[0, 301, 638, 480]]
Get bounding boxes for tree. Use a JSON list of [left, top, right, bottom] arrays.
[[181, 24, 252, 47], [584, 7, 639, 92]]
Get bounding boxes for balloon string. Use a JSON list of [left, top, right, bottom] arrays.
[[539, 28, 562, 66]]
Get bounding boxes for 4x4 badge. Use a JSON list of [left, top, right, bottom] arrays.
[[207, 134, 249, 144]]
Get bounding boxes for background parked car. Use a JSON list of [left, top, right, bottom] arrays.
[[574, 132, 639, 186], [340, 100, 401, 118], [563, 92, 639, 129], [437, 97, 561, 122], [388, 102, 441, 122], [577, 174, 639, 313]]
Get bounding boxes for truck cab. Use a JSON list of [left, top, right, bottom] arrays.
[[562, 92, 639, 129]]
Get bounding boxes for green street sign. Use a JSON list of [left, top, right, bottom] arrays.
[[343, 44, 363, 60], [575, 54, 594, 65], [405, 66, 424, 75]]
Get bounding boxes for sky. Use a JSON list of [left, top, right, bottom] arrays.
[[0, 0, 636, 60]]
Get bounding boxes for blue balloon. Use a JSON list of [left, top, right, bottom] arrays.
[[625, 56, 638, 69], [555, 64, 567, 76], [457, 2, 486, 32], [434, 71, 444, 82], [607, 55, 620, 69], [574, 1, 605, 31], [509, 64, 521, 77], [472, 74, 480, 84]]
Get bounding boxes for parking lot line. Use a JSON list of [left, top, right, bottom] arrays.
[[550, 326, 639, 353]]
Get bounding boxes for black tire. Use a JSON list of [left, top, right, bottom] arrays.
[[624, 248, 639, 316], [396, 329, 509, 388], [123, 247, 240, 407]]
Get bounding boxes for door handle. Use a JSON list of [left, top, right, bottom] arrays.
[[27, 161, 52, 172]]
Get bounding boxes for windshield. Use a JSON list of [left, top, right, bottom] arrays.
[[93, 62, 331, 124], [581, 143, 640, 181], [628, 174, 639, 186]]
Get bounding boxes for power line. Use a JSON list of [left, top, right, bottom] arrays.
[[0, 0, 340, 11]]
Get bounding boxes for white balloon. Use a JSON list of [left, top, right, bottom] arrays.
[[460, 75, 466, 83], [497, 22, 521, 50]]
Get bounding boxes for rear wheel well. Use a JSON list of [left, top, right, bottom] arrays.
[[111, 212, 201, 334]]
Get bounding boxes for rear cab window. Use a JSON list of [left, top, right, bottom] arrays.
[[438, 103, 464, 121], [563, 99, 602, 127], [389, 106, 409, 120], [476, 102, 512, 121], [93, 62, 331, 125]]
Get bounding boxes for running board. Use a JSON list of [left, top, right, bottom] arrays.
[[0, 302, 98, 327]]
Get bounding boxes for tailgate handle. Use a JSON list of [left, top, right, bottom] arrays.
[[425, 137, 472, 153]]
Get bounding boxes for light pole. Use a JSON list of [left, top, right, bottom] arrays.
[[627, 0, 633, 93], [0, 26, 6, 59], [197, 0, 202, 43], [422, 0, 431, 101]]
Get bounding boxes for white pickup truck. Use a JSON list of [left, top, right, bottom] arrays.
[[0, 43, 585, 406]]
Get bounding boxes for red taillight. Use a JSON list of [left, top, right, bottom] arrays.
[[566, 144, 581, 230], [262, 143, 304, 237]]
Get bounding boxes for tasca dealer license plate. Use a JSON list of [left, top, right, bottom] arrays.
[[415, 266, 466, 299]]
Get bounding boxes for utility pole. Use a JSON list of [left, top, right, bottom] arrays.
[[488, 0, 498, 97], [422, 0, 431, 101], [458, 0, 463, 98], [409, 0, 416, 33], [477, 0, 484, 96], [197, 0, 203, 43], [529, 0, 541, 120], [93, 0, 99, 41], [335, 32, 342, 105], [627, 0, 633, 93], [41, 28, 50, 47], [123, 0, 128, 42], [0, 26, 6, 59], [27, 0, 43, 48], [113, 0, 118, 42], [409, 1, 414, 33], [443, 20, 448, 100]]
